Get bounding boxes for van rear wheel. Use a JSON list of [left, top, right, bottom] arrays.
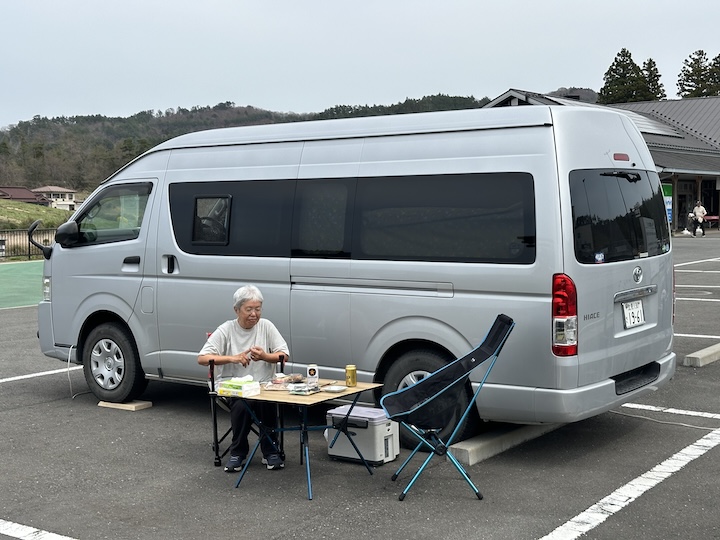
[[83, 323, 147, 402], [382, 349, 480, 449]]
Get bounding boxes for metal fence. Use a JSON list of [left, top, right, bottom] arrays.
[[0, 228, 57, 260]]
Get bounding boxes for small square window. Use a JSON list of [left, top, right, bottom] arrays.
[[192, 196, 231, 244]]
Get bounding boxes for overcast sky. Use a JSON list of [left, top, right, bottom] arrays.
[[2, 0, 719, 129]]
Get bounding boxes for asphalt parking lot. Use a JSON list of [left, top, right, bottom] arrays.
[[1, 234, 719, 540]]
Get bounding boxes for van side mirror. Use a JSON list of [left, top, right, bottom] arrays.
[[28, 219, 53, 260], [55, 221, 80, 247]]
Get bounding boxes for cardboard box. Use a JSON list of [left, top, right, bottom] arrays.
[[325, 405, 400, 465]]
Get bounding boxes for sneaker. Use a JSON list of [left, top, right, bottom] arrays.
[[224, 455, 246, 473], [262, 453, 285, 470]]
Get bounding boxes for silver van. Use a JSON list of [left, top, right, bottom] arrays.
[[33, 105, 675, 443]]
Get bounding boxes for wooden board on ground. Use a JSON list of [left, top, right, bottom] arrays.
[[98, 400, 153, 411]]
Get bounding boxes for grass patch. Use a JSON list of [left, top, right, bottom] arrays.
[[0, 199, 71, 229]]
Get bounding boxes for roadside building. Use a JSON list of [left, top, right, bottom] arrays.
[[31, 186, 78, 211], [0, 186, 50, 206]]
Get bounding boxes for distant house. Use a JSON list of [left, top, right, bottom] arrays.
[[31, 186, 77, 211], [484, 90, 720, 230], [0, 186, 50, 206]]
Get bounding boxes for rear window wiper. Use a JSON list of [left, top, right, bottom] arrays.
[[601, 171, 641, 183]]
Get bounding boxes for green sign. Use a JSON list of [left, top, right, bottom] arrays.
[[662, 183, 672, 223]]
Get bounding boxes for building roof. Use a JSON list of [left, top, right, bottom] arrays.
[[32, 185, 76, 193], [0, 186, 50, 204], [483, 88, 560, 108], [613, 97, 720, 151], [484, 89, 720, 177], [649, 149, 720, 176]]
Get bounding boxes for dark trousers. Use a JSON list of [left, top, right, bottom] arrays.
[[693, 218, 706, 235], [228, 398, 280, 458]]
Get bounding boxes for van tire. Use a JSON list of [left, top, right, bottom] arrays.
[[83, 323, 147, 403], [382, 349, 480, 449]]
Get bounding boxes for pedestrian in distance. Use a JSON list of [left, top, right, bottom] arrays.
[[692, 200, 707, 237]]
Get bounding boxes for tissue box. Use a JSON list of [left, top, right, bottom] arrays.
[[326, 405, 400, 465], [217, 380, 261, 398]]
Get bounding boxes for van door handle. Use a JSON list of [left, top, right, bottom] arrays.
[[167, 255, 175, 274], [124, 256, 141, 264]]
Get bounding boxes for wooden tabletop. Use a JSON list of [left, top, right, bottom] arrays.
[[243, 379, 383, 407]]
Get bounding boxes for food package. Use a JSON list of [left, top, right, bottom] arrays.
[[264, 381, 289, 391], [287, 382, 321, 395], [272, 373, 304, 383], [265, 373, 304, 390], [217, 376, 261, 398]]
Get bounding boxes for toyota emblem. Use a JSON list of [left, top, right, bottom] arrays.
[[632, 266, 643, 283]]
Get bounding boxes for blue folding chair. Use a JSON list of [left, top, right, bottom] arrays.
[[380, 314, 515, 501]]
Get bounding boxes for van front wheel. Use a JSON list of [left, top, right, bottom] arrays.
[[83, 323, 147, 402], [382, 349, 479, 449]]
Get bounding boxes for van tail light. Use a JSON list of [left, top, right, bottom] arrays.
[[552, 273, 578, 356]]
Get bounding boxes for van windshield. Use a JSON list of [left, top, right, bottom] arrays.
[[570, 169, 671, 264]]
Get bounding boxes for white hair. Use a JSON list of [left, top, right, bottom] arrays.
[[233, 285, 263, 310]]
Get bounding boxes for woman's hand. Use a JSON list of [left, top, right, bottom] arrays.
[[230, 352, 252, 367], [249, 346, 266, 361]]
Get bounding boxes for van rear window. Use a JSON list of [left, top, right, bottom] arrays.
[[570, 169, 671, 264]]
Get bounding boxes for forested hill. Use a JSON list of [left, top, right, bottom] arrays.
[[0, 94, 488, 195]]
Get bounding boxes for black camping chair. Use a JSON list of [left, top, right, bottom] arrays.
[[380, 314, 515, 501], [208, 354, 286, 467]]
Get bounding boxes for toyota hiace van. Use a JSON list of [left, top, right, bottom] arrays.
[[32, 105, 675, 442]]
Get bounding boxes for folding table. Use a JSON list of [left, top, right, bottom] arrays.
[[234, 380, 383, 500]]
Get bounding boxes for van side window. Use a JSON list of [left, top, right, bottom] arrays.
[[570, 169, 671, 264], [193, 196, 230, 244], [169, 180, 294, 256], [293, 179, 354, 257], [76, 183, 152, 245], [353, 173, 536, 263]]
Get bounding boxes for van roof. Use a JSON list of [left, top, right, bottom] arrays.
[[149, 105, 612, 151]]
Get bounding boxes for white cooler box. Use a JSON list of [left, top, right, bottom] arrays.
[[325, 405, 400, 466]]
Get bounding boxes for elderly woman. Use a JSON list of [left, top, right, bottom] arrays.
[[198, 285, 290, 472]]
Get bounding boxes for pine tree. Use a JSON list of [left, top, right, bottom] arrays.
[[598, 48, 650, 104], [677, 50, 710, 97], [642, 58, 666, 100], [708, 53, 720, 96]]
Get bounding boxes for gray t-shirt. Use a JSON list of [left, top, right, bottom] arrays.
[[199, 318, 289, 383]]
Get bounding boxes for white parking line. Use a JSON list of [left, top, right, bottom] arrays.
[[675, 333, 720, 340], [540, 404, 720, 540], [674, 257, 720, 267], [0, 518, 78, 540], [0, 366, 82, 384], [623, 402, 720, 420]]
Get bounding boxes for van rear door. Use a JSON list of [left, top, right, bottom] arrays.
[[568, 168, 673, 386]]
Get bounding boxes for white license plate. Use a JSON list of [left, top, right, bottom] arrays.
[[622, 300, 645, 329]]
